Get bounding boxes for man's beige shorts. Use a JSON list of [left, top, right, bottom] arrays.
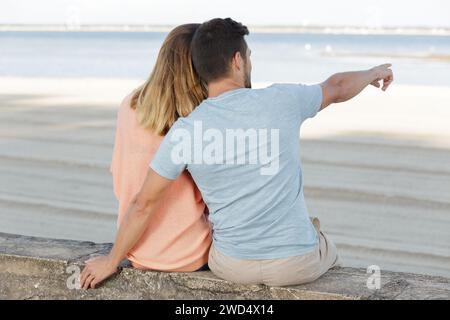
[[208, 217, 340, 287]]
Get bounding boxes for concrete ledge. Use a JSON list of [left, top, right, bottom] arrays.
[[0, 232, 449, 300]]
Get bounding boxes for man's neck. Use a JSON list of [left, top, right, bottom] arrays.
[[207, 78, 244, 98]]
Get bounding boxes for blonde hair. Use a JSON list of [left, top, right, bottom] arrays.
[[131, 24, 207, 135]]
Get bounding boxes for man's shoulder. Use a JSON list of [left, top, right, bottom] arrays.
[[183, 100, 209, 121], [170, 103, 207, 130], [252, 83, 304, 99], [266, 83, 322, 102], [267, 82, 307, 92]]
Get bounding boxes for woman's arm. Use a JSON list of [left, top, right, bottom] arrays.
[[80, 168, 173, 289]]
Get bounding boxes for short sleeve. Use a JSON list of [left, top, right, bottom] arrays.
[[271, 83, 323, 123], [149, 120, 188, 180], [297, 84, 323, 120]]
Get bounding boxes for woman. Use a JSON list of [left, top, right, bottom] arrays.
[[83, 24, 211, 285]]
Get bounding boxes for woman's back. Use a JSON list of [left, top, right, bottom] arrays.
[[111, 94, 211, 272]]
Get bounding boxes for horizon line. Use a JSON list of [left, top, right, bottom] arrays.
[[1, 24, 449, 36]]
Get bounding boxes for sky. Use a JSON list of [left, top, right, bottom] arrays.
[[1, 0, 450, 28]]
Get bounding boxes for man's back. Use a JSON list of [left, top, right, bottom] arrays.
[[150, 83, 323, 259]]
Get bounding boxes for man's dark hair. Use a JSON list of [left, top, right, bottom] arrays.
[[191, 18, 249, 83]]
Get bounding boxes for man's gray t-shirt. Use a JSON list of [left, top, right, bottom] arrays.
[[150, 83, 323, 259]]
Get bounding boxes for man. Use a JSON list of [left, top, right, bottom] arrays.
[[80, 18, 393, 288]]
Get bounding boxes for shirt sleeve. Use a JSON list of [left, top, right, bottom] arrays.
[[271, 83, 323, 124], [297, 84, 323, 121], [149, 120, 188, 180]]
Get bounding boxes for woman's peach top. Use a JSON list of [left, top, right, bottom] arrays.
[[110, 94, 211, 272]]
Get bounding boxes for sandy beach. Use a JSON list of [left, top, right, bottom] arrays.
[[0, 77, 449, 277]]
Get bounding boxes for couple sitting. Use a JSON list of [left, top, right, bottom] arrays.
[[80, 18, 393, 289]]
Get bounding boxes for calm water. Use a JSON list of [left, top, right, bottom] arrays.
[[0, 31, 449, 86]]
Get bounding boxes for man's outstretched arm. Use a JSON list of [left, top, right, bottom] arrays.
[[320, 64, 394, 110]]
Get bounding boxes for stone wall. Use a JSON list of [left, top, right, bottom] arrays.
[[0, 232, 448, 300]]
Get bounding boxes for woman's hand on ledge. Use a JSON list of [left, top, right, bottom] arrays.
[[80, 255, 119, 289], [78, 169, 173, 290]]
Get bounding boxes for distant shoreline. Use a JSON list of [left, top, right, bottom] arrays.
[[1, 24, 449, 36]]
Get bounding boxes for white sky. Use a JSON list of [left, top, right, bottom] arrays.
[[1, 0, 450, 27]]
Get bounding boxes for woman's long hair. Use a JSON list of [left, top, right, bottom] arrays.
[[131, 24, 207, 135]]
